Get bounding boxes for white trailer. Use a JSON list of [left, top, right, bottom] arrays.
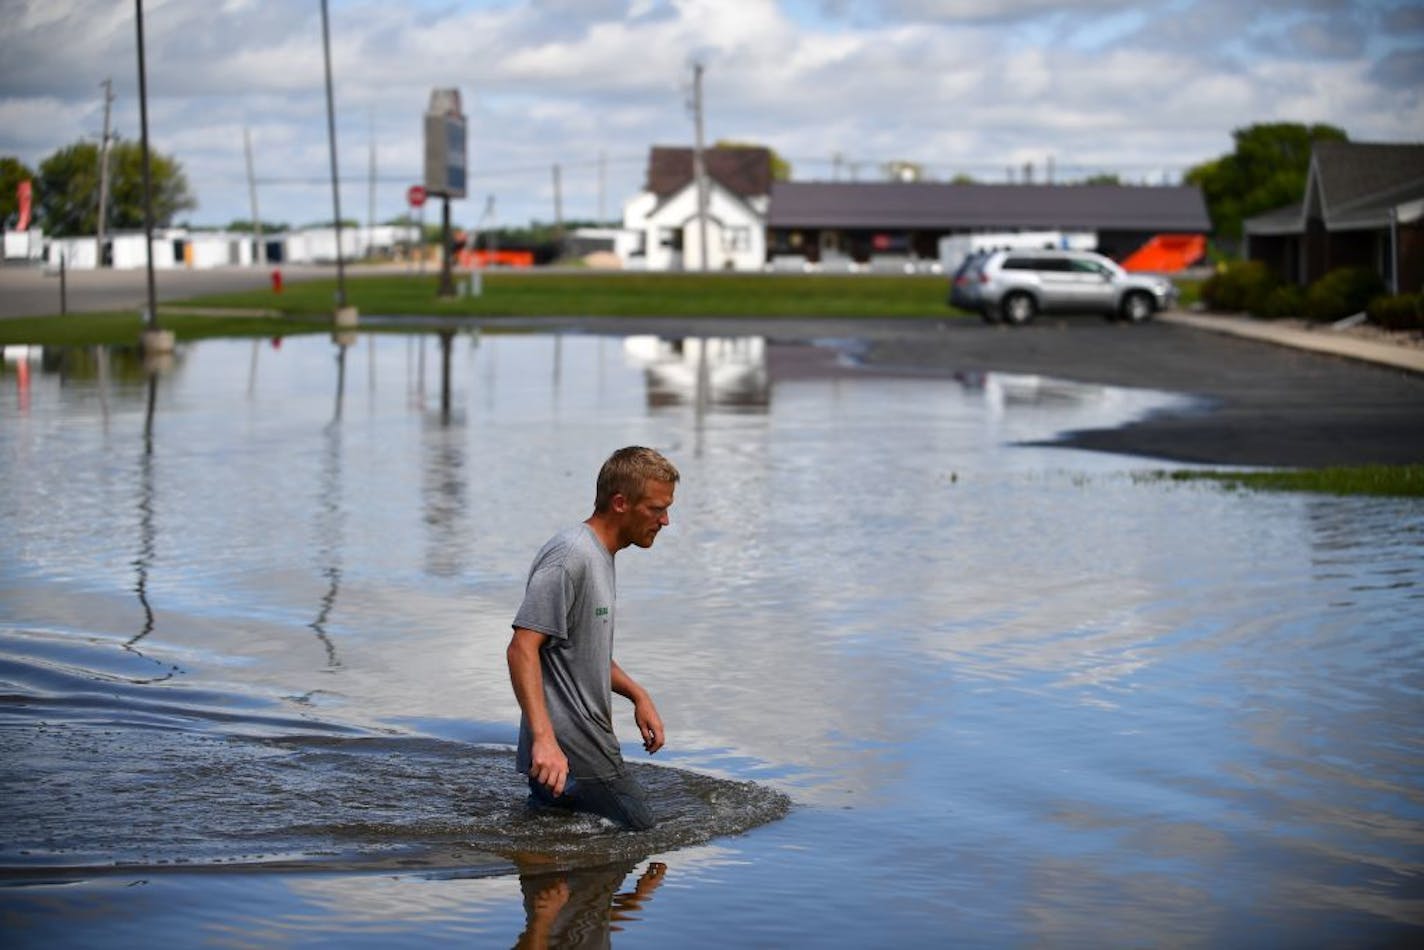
[[939, 231, 1097, 274]]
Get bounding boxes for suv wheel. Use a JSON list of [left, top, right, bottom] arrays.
[[1120, 291, 1155, 323], [1001, 292, 1036, 326]]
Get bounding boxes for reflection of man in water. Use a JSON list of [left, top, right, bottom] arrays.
[[515, 860, 667, 948], [507, 446, 679, 830]]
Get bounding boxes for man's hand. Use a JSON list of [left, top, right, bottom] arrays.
[[634, 697, 665, 754], [530, 733, 570, 797]]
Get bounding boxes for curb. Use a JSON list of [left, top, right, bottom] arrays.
[[1159, 311, 1424, 376], [156, 306, 283, 318]]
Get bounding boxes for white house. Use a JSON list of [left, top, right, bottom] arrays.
[[621, 146, 772, 272]]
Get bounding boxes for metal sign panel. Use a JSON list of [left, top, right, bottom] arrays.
[[424, 88, 467, 198]]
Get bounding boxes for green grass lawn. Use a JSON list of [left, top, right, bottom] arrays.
[[179, 271, 958, 319], [0, 310, 336, 347], [1153, 464, 1424, 498]]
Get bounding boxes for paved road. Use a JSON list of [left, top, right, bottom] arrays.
[[0, 264, 335, 319]]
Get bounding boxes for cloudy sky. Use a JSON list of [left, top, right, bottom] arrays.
[[1, 0, 1420, 232]]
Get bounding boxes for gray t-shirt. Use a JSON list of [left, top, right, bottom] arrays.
[[513, 523, 623, 780]]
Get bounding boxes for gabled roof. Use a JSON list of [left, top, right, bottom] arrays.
[[766, 182, 1210, 232], [1246, 141, 1424, 235], [1312, 141, 1424, 216], [646, 146, 772, 199]]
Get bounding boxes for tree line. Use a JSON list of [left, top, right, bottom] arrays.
[[2, 139, 196, 237]]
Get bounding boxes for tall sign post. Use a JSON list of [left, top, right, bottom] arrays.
[[424, 88, 467, 297]]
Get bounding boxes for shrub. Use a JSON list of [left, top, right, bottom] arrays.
[[1303, 266, 1387, 323], [1368, 292, 1424, 331], [1257, 283, 1307, 319], [1201, 259, 1278, 314]]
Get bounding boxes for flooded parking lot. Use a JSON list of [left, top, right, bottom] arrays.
[[2, 332, 1421, 946]]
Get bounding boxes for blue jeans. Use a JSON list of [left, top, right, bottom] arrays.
[[527, 771, 656, 831]]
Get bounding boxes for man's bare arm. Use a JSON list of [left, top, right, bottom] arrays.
[[507, 627, 570, 795], [612, 659, 664, 754]]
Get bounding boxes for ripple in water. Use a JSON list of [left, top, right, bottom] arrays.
[[0, 633, 791, 879]]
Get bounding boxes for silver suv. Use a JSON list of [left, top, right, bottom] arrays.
[[960, 249, 1177, 325]]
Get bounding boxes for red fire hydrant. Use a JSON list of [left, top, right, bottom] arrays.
[[271, 268, 283, 294]]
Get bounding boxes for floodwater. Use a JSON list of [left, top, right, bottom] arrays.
[[1, 331, 1420, 947]]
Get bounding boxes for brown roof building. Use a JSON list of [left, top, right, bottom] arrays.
[[766, 181, 1209, 263], [1245, 141, 1424, 291], [645, 146, 773, 199]]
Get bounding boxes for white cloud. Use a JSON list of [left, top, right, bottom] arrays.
[[0, 0, 1418, 228]]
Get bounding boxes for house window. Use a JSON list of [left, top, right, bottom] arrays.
[[722, 227, 751, 253]]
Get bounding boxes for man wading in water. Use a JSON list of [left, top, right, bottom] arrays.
[[507, 446, 679, 830]]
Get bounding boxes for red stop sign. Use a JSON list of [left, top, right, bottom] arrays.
[[407, 184, 427, 207]]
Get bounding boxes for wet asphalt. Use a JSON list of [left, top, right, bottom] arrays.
[[860, 318, 1424, 468]]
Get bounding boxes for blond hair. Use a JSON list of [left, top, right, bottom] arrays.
[[594, 446, 679, 512]]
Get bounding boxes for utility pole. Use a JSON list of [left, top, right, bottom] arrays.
[[690, 61, 710, 271], [551, 163, 563, 242], [367, 110, 376, 261], [319, 0, 350, 314], [597, 150, 606, 223], [96, 78, 115, 269], [243, 127, 265, 265], [133, 0, 165, 350]]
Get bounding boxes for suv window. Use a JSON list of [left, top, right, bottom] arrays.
[[1002, 256, 1076, 272], [1068, 257, 1111, 276]]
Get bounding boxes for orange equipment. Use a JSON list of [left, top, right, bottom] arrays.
[[1121, 234, 1206, 273]]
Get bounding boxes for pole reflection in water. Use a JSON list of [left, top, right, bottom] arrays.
[[513, 859, 667, 949], [552, 333, 562, 409], [130, 372, 158, 647], [439, 330, 453, 421], [95, 344, 111, 430], [308, 339, 351, 671], [247, 339, 259, 398], [422, 335, 469, 577], [124, 371, 177, 682], [332, 333, 353, 423]]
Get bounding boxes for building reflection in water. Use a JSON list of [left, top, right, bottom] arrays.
[[513, 859, 667, 948], [624, 336, 770, 410], [955, 370, 1111, 411]]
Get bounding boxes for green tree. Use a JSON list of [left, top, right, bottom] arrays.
[[37, 138, 196, 237], [1, 156, 36, 227], [1185, 122, 1348, 241], [1079, 173, 1122, 186], [714, 140, 793, 180], [225, 219, 291, 233]]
